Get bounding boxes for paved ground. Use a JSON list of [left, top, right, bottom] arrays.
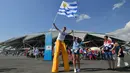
[[0, 55, 130, 73]]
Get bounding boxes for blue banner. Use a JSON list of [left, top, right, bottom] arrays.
[[44, 32, 52, 61]]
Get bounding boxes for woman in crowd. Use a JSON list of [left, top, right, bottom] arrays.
[[72, 37, 90, 72], [72, 37, 81, 73]]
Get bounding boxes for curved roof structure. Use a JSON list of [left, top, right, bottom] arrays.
[[4, 36, 26, 45], [23, 32, 45, 42], [1, 30, 126, 50]]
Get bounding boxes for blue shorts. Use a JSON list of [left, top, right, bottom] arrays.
[[72, 49, 79, 54], [104, 51, 113, 60]]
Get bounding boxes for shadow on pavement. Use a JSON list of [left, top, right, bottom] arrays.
[[116, 67, 130, 72], [80, 68, 105, 72], [80, 67, 130, 72], [59, 68, 105, 72], [59, 62, 86, 67], [59, 67, 130, 72], [0, 68, 17, 72]]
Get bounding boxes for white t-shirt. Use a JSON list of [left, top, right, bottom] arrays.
[[57, 30, 68, 41]]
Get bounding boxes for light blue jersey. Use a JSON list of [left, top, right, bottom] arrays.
[[72, 41, 84, 49], [72, 41, 80, 50]]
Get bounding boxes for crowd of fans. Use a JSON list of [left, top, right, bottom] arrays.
[[67, 48, 99, 60], [67, 46, 130, 60], [1, 45, 129, 61]]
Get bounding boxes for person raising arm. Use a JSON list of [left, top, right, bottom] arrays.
[[53, 23, 73, 35], [52, 23, 73, 73]]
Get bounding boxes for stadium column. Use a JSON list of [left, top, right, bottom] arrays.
[[44, 32, 52, 60]]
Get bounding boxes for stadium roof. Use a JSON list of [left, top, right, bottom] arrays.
[[23, 32, 45, 42], [49, 31, 59, 38], [71, 31, 88, 40], [1, 30, 126, 50], [88, 33, 105, 38], [4, 36, 26, 44]]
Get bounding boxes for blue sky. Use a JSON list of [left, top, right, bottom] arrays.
[[0, 0, 130, 42]]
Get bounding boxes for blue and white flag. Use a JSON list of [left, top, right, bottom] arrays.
[[58, 1, 78, 18]]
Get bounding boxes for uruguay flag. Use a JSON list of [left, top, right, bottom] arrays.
[[58, 1, 78, 18]]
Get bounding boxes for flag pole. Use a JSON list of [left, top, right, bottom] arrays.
[[50, 13, 58, 31], [53, 13, 58, 23]]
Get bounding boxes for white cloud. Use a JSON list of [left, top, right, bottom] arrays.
[[76, 14, 91, 22], [49, 28, 56, 31], [108, 21, 130, 41], [112, 0, 126, 10]]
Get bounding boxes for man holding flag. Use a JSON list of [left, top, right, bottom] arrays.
[[52, 1, 77, 72], [52, 23, 73, 72]]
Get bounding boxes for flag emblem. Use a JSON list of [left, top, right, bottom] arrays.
[[58, 1, 78, 18], [63, 2, 68, 8]]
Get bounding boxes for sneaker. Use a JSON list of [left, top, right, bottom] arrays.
[[77, 69, 80, 72], [74, 69, 77, 73]]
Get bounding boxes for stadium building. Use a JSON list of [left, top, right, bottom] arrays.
[[0, 30, 126, 55]]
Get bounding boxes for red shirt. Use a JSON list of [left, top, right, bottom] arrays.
[[104, 40, 112, 46], [104, 39, 113, 50]]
